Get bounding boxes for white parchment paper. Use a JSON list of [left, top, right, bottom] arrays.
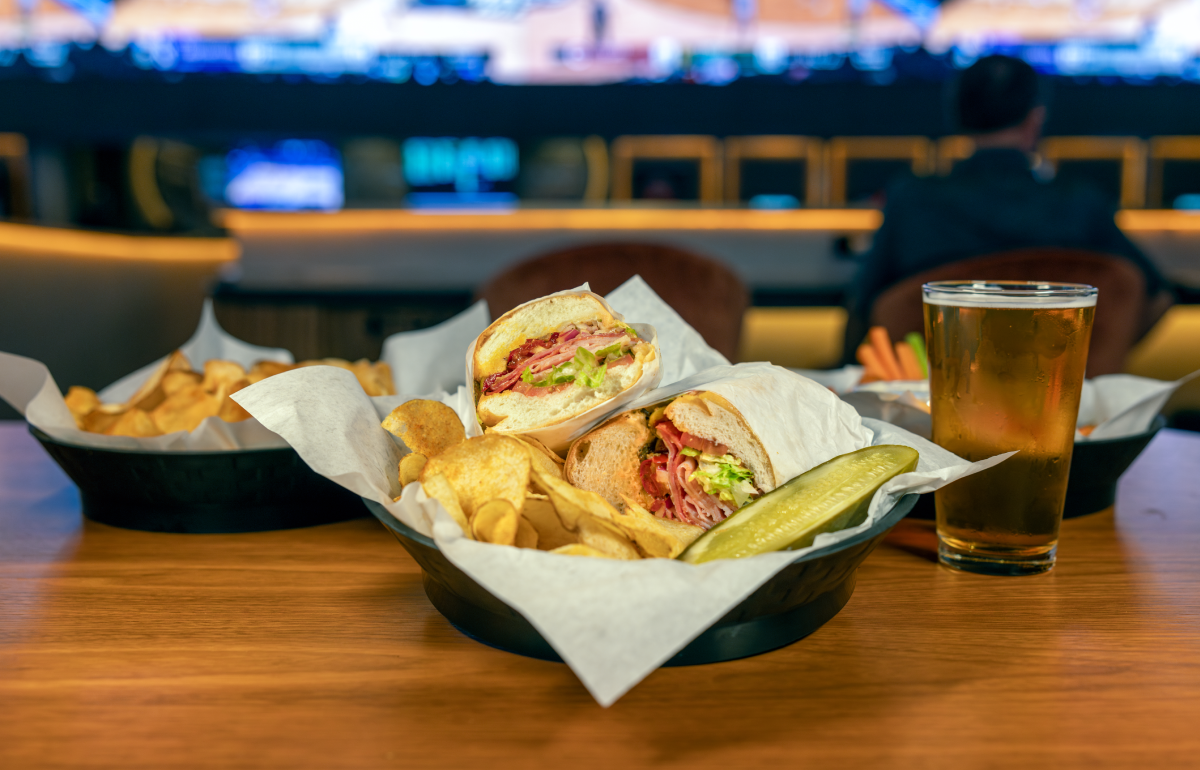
[[0, 299, 491, 451], [812, 365, 1200, 442], [235, 362, 1007, 707], [382, 300, 490, 396], [1075, 371, 1200, 440]]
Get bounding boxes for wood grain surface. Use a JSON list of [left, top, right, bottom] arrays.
[[1, 422, 1198, 769]]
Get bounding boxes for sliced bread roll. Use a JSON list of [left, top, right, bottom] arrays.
[[477, 342, 654, 432], [564, 390, 775, 512], [664, 392, 778, 492], [473, 293, 616, 380], [564, 410, 657, 511]]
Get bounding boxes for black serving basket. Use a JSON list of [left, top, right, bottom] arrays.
[[363, 494, 917, 666], [908, 415, 1166, 521], [31, 426, 366, 533]]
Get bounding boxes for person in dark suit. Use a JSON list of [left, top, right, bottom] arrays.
[[843, 54, 1172, 361]]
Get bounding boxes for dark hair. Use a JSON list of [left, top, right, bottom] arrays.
[[951, 55, 1042, 133]]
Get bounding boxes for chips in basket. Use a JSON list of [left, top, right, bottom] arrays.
[[67, 351, 395, 437], [381, 400, 704, 559]]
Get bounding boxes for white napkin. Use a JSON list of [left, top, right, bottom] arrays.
[[0, 299, 491, 451], [825, 367, 1199, 443], [1076, 371, 1200, 440], [235, 325, 1007, 706], [605, 275, 731, 382], [789, 366, 864, 394], [382, 300, 490, 396]]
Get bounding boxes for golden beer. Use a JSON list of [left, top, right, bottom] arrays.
[[924, 281, 1096, 575]]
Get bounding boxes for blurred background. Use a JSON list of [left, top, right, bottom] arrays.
[[2, 0, 1199, 422]]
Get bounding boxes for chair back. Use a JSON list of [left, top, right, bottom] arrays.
[[869, 248, 1146, 377], [476, 243, 748, 360]]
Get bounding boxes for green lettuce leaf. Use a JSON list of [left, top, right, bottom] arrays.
[[573, 347, 607, 389], [690, 454, 759, 508], [521, 360, 580, 388]]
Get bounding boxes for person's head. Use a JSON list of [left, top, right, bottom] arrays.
[[951, 55, 1045, 152]]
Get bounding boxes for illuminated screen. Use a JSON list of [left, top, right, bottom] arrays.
[[4, 0, 1200, 81], [403, 137, 519, 206], [224, 140, 344, 211]]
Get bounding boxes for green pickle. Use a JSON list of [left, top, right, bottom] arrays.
[[678, 445, 919, 564]]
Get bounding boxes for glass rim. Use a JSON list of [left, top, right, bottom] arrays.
[[921, 280, 1097, 298]]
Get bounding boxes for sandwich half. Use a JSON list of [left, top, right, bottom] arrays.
[[473, 291, 658, 435], [565, 391, 776, 529]]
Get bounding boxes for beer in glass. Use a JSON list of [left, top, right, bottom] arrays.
[[923, 281, 1096, 576]]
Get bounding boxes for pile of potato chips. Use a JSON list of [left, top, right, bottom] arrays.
[[383, 400, 704, 559], [66, 351, 395, 438]]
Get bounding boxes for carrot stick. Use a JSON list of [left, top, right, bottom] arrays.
[[895, 342, 923, 380], [868, 327, 904, 381], [856, 344, 886, 383]]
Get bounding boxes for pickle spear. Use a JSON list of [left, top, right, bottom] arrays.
[[678, 445, 919, 564]]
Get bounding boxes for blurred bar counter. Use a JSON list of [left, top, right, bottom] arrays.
[[3, 209, 1199, 421], [217, 207, 1200, 301]]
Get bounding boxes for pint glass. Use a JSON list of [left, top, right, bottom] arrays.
[[923, 281, 1097, 576]]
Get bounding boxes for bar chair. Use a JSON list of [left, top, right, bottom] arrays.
[[723, 136, 824, 206], [1038, 137, 1147, 209], [476, 243, 748, 360], [610, 136, 722, 203], [1147, 136, 1200, 209], [825, 137, 935, 205]]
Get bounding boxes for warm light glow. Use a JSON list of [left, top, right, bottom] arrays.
[[217, 208, 885, 233], [0, 222, 239, 262], [1116, 210, 1200, 232]]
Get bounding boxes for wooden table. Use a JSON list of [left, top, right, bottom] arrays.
[[2, 422, 1198, 769]]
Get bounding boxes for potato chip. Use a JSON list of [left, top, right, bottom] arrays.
[[203, 360, 247, 393], [248, 360, 296, 384], [69, 349, 393, 436], [529, 467, 639, 559], [615, 497, 705, 559], [123, 349, 192, 413], [104, 408, 162, 438], [64, 386, 100, 419], [81, 403, 126, 433], [512, 435, 565, 480], [530, 467, 617, 529], [522, 494, 578, 551], [360, 360, 396, 397], [216, 381, 253, 423], [515, 516, 539, 549], [576, 517, 640, 560], [162, 370, 202, 396], [151, 384, 219, 434], [472, 499, 520, 546], [382, 400, 466, 458], [298, 358, 396, 397], [549, 544, 618, 559], [399, 453, 427, 487], [420, 435, 529, 519], [420, 474, 472, 539]]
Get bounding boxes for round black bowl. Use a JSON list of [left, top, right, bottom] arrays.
[[908, 415, 1166, 521], [364, 494, 917, 666], [31, 426, 367, 533]]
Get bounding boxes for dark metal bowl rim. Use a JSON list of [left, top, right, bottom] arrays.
[[364, 493, 917, 566], [29, 424, 296, 458]]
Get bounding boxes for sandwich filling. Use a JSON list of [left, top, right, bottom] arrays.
[[481, 321, 640, 397], [638, 408, 761, 529]]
